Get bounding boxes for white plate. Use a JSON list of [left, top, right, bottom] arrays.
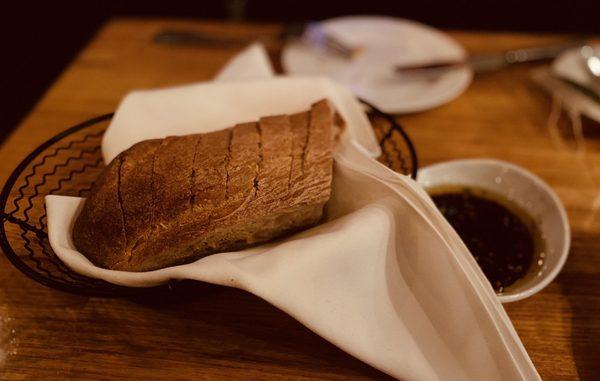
[[282, 16, 473, 114], [418, 159, 570, 303]]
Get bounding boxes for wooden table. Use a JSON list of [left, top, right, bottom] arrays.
[[1, 19, 598, 380]]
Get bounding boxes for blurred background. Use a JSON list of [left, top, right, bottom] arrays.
[[1, 0, 597, 143]]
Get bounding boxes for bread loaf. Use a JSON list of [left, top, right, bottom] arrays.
[[73, 99, 344, 271]]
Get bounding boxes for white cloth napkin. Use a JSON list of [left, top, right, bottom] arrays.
[[45, 44, 540, 381], [214, 42, 275, 81]]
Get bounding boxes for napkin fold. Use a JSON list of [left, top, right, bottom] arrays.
[[45, 44, 540, 381]]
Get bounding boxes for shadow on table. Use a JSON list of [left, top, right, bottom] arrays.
[[557, 232, 600, 380], [549, 113, 600, 151], [129, 280, 396, 380]]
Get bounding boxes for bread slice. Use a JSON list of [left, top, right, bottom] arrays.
[[73, 99, 343, 271]]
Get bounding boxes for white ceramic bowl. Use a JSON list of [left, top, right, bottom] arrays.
[[418, 159, 570, 303]]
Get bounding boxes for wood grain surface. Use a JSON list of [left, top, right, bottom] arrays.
[[0, 19, 598, 380]]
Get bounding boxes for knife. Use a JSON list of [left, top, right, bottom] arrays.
[[395, 41, 585, 75], [154, 22, 357, 59]]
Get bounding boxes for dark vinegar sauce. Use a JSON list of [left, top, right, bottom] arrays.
[[430, 186, 542, 293]]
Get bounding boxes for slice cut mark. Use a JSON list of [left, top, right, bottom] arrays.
[[289, 111, 310, 190], [116, 156, 128, 256], [119, 140, 161, 255], [153, 135, 197, 224], [192, 129, 230, 219], [224, 131, 233, 199], [189, 135, 202, 210], [73, 156, 127, 269], [254, 123, 263, 198], [257, 115, 293, 208], [223, 122, 261, 216], [295, 100, 335, 206]]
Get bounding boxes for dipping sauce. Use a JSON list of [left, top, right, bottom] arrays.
[[429, 186, 542, 293]]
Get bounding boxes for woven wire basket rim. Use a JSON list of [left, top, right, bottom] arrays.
[[0, 101, 417, 296]]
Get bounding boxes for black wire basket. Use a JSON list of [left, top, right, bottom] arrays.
[[0, 103, 417, 296]]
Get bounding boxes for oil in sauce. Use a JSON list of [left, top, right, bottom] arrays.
[[429, 186, 543, 293]]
